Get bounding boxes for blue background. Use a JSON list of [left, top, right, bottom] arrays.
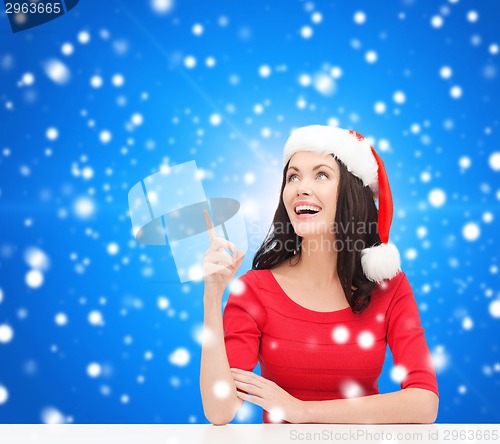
[[0, 0, 499, 424]]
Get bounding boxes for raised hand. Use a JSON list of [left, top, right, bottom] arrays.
[[203, 209, 245, 297]]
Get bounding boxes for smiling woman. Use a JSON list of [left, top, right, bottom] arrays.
[[200, 125, 439, 425], [283, 154, 340, 238]]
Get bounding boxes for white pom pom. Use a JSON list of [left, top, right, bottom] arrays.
[[361, 243, 401, 284]]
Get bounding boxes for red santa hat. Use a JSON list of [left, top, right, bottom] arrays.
[[283, 125, 401, 283]]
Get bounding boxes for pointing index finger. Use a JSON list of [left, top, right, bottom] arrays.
[[203, 209, 217, 243]]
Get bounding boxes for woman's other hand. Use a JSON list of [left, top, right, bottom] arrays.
[[231, 368, 305, 423]]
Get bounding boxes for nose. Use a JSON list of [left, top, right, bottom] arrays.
[[296, 181, 312, 196]]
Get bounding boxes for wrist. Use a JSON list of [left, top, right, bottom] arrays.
[[298, 399, 321, 423], [203, 292, 223, 305], [297, 399, 310, 423], [203, 295, 224, 316]]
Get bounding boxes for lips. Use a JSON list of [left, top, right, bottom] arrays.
[[293, 202, 322, 219]]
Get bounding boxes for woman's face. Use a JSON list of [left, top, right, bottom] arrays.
[[283, 151, 340, 239]]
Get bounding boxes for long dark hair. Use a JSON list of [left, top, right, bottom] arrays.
[[252, 155, 381, 314]]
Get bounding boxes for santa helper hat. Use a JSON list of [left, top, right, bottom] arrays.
[[283, 125, 401, 284]]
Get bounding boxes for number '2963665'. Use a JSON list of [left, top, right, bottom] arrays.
[[5, 2, 62, 14]]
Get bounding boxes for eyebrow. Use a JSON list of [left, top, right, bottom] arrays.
[[287, 164, 336, 173]]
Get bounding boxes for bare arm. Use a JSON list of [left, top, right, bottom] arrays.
[[199, 210, 245, 425], [233, 369, 438, 424], [300, 388, 439, 424], [200, 293, 243, 425]]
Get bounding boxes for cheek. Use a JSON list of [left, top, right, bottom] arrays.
[[323, 184, 339, 215], [283, 187, 293, 207]]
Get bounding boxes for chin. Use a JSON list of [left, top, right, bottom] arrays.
[[292, 221, 333, 237]]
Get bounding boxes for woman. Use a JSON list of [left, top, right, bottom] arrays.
[[200, 125, 439, 425]]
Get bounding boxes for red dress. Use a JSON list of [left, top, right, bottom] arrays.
[[223, 269, 439, 423]]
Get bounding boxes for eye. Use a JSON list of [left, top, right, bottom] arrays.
[[317, 172, 329, 180], [286, 174, 298, 182]]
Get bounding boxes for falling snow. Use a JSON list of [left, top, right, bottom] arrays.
[[268, 407, 285, 423], [428, 189, 446, 207], [90, 75, 103, 88], [87, 362, 102, 377], [258, 65, 271, 78], [88, 310, 104, 326], [46, 127, 59, 141], [489, 300, 500, 318], [390, 365, 408, 383], [55, 313, 68, 326], [77, 31, 91, 45], [213, 380, 231, 399], [354, 12, 366, 25], [151, 0, 173, 14], [432, 346, 450, 373], [61, 42, 74, 56], [0, 324, 14, 343], [25, 269, 44, 288], [340, 380, 364, 398], [44, 59, 71, 85], [393, 91, 406, 104], [462, 222, 480, 241], [41, 407, 65, 424], [357, 331, 375, 349], [0, 386, 8, 405], [169, 348, 190, 366], [332, 326, 349, 344], [300, 26, 313, 39], [489, 152, 500, 171]]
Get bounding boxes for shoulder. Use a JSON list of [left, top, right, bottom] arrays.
[[226, 270, 268, 324], [369, 271, 413, 313], [378, 270, 410, 294], [237, 269, 275, 291]]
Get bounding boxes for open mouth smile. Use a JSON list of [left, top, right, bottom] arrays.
[[293, 203, 322, 219]]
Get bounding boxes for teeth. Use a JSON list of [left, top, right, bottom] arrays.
[[295, 205, 321, 214]]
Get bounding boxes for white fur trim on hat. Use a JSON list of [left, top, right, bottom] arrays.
[[360, 242, 401, 284], [283, 125, 379, 192]]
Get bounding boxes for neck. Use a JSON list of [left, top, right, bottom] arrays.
[[294, 236, 339, 288]]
